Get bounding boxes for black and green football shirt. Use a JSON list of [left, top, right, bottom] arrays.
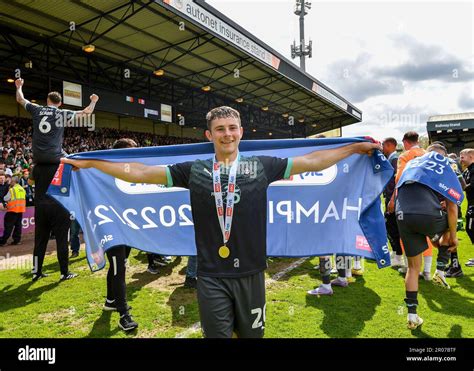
[[167, 155, 292, 278]]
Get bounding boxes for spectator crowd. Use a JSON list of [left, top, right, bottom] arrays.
[[0, 115, 203, 204]]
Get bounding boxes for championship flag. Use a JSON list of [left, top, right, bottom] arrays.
[[48, 138, 393, 271]]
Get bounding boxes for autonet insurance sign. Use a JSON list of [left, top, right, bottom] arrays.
[[162, 0, 281, 69]]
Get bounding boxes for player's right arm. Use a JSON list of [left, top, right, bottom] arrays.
[[61, 158, 167, 185], [15, 78, 29, 108]]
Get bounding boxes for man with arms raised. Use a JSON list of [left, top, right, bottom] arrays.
[[62, 106, 379, 338]]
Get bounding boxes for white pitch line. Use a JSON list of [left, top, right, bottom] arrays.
[[265, 257, 308, 287], [175, 321, 202, 339], [174, 257, 309, 338]]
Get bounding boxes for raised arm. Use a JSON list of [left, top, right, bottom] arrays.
[[15, 79, 28, 108], [290, 141, 381, 176], [61, 158, 168, 185], [75, 94, 99, 117]]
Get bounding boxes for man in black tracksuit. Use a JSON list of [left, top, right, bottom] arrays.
[[15, 78, 98, 280], [460, 148, 474, 267], [102, 138, 138, 332]]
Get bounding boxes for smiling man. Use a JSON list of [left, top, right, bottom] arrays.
[[62, 106, 379, 338]]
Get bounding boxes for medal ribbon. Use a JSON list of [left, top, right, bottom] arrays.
[[212, 155, 239, 246]]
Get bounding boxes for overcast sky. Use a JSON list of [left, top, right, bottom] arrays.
[[208, 0, 473, 141]]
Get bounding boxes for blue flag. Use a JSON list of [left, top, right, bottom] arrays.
[[397, 151, 464, 205], [48, 138, 393, 271]]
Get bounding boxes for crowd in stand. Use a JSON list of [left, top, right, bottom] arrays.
[[0, 115, 203, 204]]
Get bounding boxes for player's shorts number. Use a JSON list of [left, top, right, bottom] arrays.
[[251, 304, 266, 329]]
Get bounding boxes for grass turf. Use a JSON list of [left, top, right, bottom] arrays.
[[0, 213, 473, 338]]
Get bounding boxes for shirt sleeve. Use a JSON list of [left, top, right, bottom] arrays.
[[25, 101, 39, 115], [167, 161, 194, 189], [259, 156, 292, 184]]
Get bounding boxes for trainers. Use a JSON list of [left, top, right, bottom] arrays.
[[351, 268, 364, 276], [446, 267, 464, 278], [10, 241, 22, 245], [432, 271, 450, 289], [60, 272, 78, 281], [465, 259, 474, 267], [398, 266, 407, 274], [330, 277, 349, 287], [32, 272, 48, 281], [103, 300, 132, 312], [391, 254, 404, 268], [153, 255, 171, 266], [407, 314, 424, 330], [119, 313, 138, 332], [419, 272, 431, 281], [146, 263, 160, 274], [346, 276, 356, 284], [70, 251, 79, 258], [307, 285, 333, 296], [184, 276, 197, 289]]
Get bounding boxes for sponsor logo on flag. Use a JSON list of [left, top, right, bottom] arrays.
[[448, 188, 461, 200], [356, 235, 372, 252], [51, 164, 64, 186]]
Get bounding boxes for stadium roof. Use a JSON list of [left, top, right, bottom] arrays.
[[427, 112, 474, 132], [0, 0, 362, 138], [427, 112, 474, 153]]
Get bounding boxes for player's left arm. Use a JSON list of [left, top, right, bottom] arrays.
[[74, 94, 99, 117], [290, 142, 381, 176]]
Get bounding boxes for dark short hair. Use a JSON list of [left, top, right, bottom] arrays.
[[206, 106, 241, 130], [383, 137, 397, 146], [432, 140, 447, 147], [427, 143, 447, 155], [112, 138, 138, 149], [47, 91, 62, 104], [402, 131, 419, 143]]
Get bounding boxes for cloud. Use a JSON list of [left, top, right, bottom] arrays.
[[458, 88, 474, 111], [375, 35, 474, 82], [324, 53, 404, 103]]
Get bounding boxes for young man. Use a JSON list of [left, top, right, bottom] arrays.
[[460, 148, 474, 267], [396, 148, 461, 329], [62, 106, 379, 338], [15, 78, 98, 281]]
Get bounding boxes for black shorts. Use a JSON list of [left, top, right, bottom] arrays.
[[396, 212, 448, 257], [197, 271, 265, 338]]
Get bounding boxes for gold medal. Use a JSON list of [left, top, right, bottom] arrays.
[[218, 245, 230, 259]]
